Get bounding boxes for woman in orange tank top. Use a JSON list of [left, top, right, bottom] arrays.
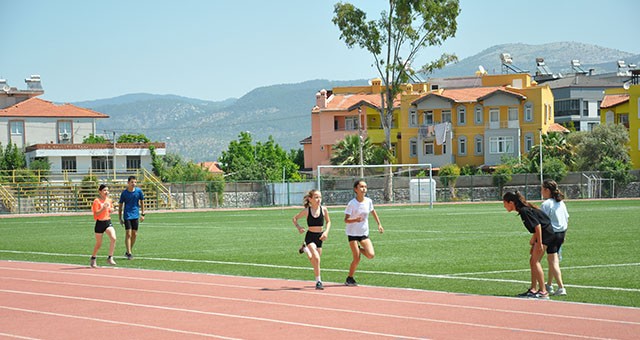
[[90, 184, 117, 268]]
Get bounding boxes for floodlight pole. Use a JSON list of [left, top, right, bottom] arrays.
[[358, 106, 364, 178], [539, 128, 543, 199], [113, 131, 117, 180]]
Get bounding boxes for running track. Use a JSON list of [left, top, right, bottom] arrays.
[[1, 261, 638, 339]]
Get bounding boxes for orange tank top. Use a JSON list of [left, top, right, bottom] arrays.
[[92, 198, 113, 221]]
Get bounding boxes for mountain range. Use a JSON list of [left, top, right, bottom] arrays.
[[74, 42, 639, 162]]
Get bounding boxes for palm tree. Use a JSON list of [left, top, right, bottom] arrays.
[[330, 134, 376, 166]]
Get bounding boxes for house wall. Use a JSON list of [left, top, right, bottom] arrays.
[[0, 117, 96, 146]]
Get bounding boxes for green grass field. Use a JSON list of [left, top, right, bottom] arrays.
[[1, 199, 638, 307]]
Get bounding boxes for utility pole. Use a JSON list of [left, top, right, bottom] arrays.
[[358, 106, 364, 178], [113, 131, 117, 180], [539, 128, 543, 199]]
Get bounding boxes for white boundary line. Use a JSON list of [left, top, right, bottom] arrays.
[[0, 279, 621, 340], [2, 250, 639, 293], [3, 267, 639, 326]]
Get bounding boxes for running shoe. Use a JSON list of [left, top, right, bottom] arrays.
[[345, 276, 358, 286], [516, 289, 536, 298], [90, 257, 97, 268], [553, 288, 567, 296], [298, 243, 306, 254], [315, 281, 324, 290], [125, 252, 133, 260], [545, 284, 554, 294], [535, 291, 550, 300], [107, 256, 117, 265]]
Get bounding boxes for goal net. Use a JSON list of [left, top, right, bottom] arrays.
[[316, 163, 435, 207]]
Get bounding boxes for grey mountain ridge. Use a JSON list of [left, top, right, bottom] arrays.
[[74, 42, 638, 162]]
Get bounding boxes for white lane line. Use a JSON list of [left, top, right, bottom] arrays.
[[0, 291, 426, 340], [4, 272, 640, 327], [0, 306, 240, 339]]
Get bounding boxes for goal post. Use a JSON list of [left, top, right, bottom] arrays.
[[316, 163, 435, 208]]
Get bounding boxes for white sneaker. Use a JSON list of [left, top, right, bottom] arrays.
[[554, 288, 567, 296], [90, 257, 97, 268], [107, 257, 117, 265], [545, 284, 554, 294]]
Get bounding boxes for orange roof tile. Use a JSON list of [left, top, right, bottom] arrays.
[[0, 97, 109, 118], [548, 123, 570, 133], [600, 94, 629, 109], [412, 87, 526, 105], [199, 161, 224, 174], [324, 93, 400, 111]]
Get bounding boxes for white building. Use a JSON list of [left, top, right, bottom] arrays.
[[0, 76, 165, 179]]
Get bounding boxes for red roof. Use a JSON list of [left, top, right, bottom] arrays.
[[412, 87, 526, 105], [199, 161, 224, 174], [548, 123, 570, 133], [0, 97, 109, 118], [323, 93, 401, 111], [600, 94, 629, 109]]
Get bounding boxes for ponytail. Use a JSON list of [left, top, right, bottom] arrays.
[[503, 190, 537, 211], [543, 179, 564, 202], [302, 189, 320, 208]]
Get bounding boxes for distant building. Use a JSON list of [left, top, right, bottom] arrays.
[[600, 70, 640, 169], [0, 76, 165, 179], [302, 73, 555, 172]]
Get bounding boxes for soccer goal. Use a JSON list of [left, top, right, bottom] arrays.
[[316, 163, 435, 208]]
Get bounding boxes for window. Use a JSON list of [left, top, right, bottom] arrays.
[[474, 135, 483, 155], [91, 156, 112, 173], [424, 142, 434, 155], [508, 107, 519, 122], [524, 103, 533, 122], [474, 105, 483, 125], [424, 111, 433, 125], [458, 136, 467, 155], [489, 136, 514, 154], [345, 116, 358, 130], [409, 109, 417, 127], [619, 113, 629, 128], [554, 99, 580, 117], [524, 133, 534, 152], [456, 106, 466, 125], [10, 121, 24, 135], [490, 109, 499, 122], [58, 120, 72, 143], [442, 110, 452, 123], [583, 100, 589, 116], [409, 139, 417, 157], [126, 156, 141, 170], [61, 157, 77, 172]]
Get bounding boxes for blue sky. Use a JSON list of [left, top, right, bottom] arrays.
[[2, 0, 638, 103]]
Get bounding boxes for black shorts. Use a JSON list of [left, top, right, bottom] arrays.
[[546, 231, 566, 254], [348, 235, 369, 242], [123, 219, 140, 231], [94, 220, 113, 234], [305, 231, 323, 248]]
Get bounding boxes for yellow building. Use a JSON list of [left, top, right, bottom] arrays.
[[302, 73, 555, 172], [600, 70, 640, 168]]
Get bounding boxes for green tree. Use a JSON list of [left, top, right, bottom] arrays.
[[219, 132, 301, 181], [117, 134, 151, 143], [333, 0, 460, 201], [528, 132, 575, 172], [492, 165, 512, 198], [330, 134, 376, 166], [569, 124, 631, 171], [542, 157, 568, 183], [438, 163, 460, 200], [83, 133, 108, 144], [0, 142, 26, 170]]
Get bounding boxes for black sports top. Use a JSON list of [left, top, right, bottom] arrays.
[[307, 206, 324, 227]]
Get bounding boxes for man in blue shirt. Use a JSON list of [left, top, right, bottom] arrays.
[[118, 176, 145, 260]]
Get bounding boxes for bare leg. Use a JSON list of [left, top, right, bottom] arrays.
[[347, 241, 361, 277], [547, 253, 564, 288], [105, 227, 117, 257], [92, 233, 103, 257]]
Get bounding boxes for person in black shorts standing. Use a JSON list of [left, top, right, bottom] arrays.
[[118, 176, 145, 260], [292, 189, 331, 290], [503, 190, 556, 299]]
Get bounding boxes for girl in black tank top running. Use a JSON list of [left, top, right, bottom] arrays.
[[292, 189, 331, 290]]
